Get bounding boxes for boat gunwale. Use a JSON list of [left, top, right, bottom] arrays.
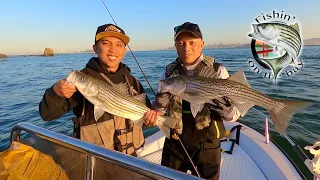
[[10, 122, 202, 180]]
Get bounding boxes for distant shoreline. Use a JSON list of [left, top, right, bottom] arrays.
[[5, 44, 320, 57]]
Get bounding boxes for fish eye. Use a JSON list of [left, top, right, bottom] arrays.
[[80, 77, 84, 80], [261, 24, 267, 29]]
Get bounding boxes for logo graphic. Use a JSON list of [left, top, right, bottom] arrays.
[[248, 10, 303, 83], [105, 25, 121, 33]]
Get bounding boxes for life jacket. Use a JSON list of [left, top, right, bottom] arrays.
[[72, 67, 144, 156], [164, 55, 226, 140]]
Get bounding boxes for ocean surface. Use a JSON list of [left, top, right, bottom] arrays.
[[0, 47, 319, 151]]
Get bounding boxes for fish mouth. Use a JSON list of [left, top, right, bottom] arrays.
[[158, 80, 169, 93], [66, 70, 77, 85], [248, 24, 258, 37], [253, 24, 258, 33], [158, 80, 164, 93]]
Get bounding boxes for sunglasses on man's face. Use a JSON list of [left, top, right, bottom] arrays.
[[174, 23, 199, 33]]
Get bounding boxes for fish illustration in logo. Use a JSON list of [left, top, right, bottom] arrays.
[[249, 22, 302, 79]]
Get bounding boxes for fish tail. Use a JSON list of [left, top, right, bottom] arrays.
[[157, 116, 179, 139], [268, 100, 312, 135]]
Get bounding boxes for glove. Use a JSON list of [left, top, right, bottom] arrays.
[[207, 96, 234, 118]]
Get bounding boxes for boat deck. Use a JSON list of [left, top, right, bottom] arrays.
[[137, 122, 302, 180], [137, 130, 266, 179]]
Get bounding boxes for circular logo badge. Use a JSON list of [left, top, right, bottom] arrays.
[[251, 39, 286, 70]]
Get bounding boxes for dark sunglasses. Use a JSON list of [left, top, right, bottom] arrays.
[[174, 23, 200, 33]]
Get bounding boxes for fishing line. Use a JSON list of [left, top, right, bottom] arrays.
[[177, 136, 201, 177], [99, 0, 201, 177], [100, 0, 156, 96]]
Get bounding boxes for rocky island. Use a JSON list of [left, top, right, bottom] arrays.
[[0, 53, 8, 58], [44, 48, 54, 56]]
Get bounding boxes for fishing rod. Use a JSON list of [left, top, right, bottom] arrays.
[[99, 0, 201, 178]]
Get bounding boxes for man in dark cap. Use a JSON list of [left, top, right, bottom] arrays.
[[145, 22, 240, 179]]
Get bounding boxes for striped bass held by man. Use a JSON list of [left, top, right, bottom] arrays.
[[158, 69, 313, 135], [66, 70, 178, 138]]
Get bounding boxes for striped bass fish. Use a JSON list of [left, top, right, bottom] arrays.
[[249, 22, 302, 79], [158, 69, 312, 134], [66, 70, 178, 138]]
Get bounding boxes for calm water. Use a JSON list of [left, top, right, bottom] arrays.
[[0, 47, 319, 151]]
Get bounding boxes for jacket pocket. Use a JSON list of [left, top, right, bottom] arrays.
[[80, 120, 115, 150]]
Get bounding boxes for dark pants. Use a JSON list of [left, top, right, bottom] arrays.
[[161, 138, 221, 180]]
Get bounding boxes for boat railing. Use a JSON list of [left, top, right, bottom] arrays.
[[10, 122, 201, 180]]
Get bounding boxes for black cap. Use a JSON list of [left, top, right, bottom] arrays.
[[95, 24, 130, 44], [174, 22, 202, 40]]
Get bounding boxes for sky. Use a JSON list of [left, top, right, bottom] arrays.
[[0, 0, 320, 55]]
